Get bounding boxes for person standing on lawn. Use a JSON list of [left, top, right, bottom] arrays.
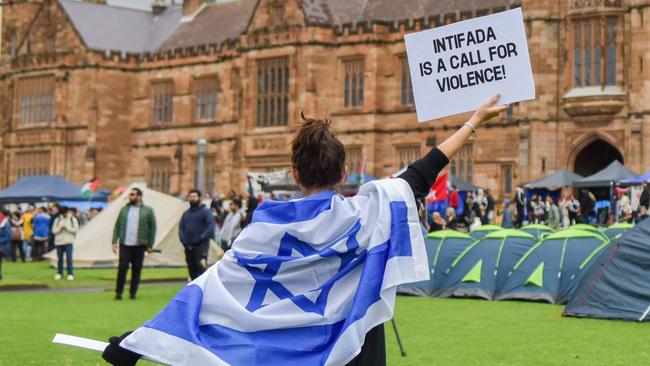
[[179, 189, 216, 280], [22, 205, 34, 260], [52, 206, 79, 281], [0, 209, 13, 280], [32, 207, 51, 261], [10, 211, 25, 262], [112, 187, 157, 300]]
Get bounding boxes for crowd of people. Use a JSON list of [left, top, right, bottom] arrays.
[[426, 182, 650, 233], [0, 204, 100, 280]]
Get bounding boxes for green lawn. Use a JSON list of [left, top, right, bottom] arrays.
[[2, 276, 649, 366], [0, 261, 188, 289]]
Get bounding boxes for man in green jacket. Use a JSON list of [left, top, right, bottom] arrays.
[[112, 187, 157, 300]]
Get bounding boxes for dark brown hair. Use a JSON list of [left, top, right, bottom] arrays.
[[291, 113, 346, 189]]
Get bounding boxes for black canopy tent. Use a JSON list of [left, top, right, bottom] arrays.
[[574, 160, 637, 188], [525, 170, 583, 189]]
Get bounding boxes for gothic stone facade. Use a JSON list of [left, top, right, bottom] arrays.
[[1, 0, 649, 201]]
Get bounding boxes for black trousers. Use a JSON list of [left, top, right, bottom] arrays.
[[32, 240, 47, 261], [185, 242, 209, 281], [516, 206, 525, 228], [11, 240, 25, 262], [116, 245, 146, 296], [346, 324, 386, 366]]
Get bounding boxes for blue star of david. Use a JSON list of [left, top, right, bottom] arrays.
[[235, 220, 366, 315]]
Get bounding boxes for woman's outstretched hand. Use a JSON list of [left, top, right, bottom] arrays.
[[469, 94, 508, 128]]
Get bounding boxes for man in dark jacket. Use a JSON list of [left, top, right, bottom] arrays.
[[640, 183, 650, 211], [112, 187, 157, 300], [180, 189, 216, 280], [515, 187, 526, 228]]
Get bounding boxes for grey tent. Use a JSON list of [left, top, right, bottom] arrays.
[[574, 161, 637, 188], [564, 218, 650, 321], [525, 170, 583, 189]]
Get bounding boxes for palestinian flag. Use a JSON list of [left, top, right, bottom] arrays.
[[81, 177, 100, 198]]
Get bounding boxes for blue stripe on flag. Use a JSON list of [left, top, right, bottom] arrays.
[[251, 190, 335, 225], [389, 201, 412, 257]]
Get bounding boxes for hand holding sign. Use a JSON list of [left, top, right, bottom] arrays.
[[405, 8, 534, 122], [469, 94, 508, 129]]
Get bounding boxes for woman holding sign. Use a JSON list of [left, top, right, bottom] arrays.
[[101, 95, 506, 366]]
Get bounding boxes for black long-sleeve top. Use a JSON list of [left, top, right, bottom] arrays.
[[397, 147, 450, 199]]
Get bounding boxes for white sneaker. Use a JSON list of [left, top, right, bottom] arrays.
[[67, 274, 74, 281], [54, 273, 62, 280]]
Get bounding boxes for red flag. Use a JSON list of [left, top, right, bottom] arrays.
[[427, 173, 448, 203]]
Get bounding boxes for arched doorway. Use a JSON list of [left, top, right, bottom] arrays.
[[573, 139, 623, 177]]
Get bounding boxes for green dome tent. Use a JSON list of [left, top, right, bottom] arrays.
[[438, 229, 537, 300], [520, 224, 555, 240], [568, 224, 609, 240], [398, 230, 475, 297], [469, 224, 503, 240], [604, 222, 634, 240], [496, 230, 610, 304]]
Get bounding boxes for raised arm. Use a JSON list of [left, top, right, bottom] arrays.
[[399, 95, 507, 199], [437, 94, 507, 159]]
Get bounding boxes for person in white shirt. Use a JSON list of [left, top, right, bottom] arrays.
[[52, 206, 79, 280]]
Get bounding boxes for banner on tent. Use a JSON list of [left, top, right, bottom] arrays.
[[404, 8, 535, 121]]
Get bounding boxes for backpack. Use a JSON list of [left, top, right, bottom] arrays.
[[11, 225, 21, 241]]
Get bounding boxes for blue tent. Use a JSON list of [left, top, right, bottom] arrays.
[[496, 230, 609, 304], [438, 229, 538, 300], [398, 230, 475, 297], [603, 222, 634, 240], [0, 175, 109, 203], [619, 170, 650, 185], [469, 224, 503, 240], [520, 224, 555, 240]]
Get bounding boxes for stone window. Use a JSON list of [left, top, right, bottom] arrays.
[[397, 146, 420, 169], [502, 165, 513, 196], [345, 147, 363, 175], [571, 16, 619, 87], [148, 158, 172, 194], [14, 151, 50, 181], [152, 81, 174, 126], [343, 58, 364, 108], [193, 156, 216, 196], [18, 76, 55, 125], [195, 77, 218, 121], [451, 145, 473, 183], [257, 56, 290, 127], [271, 5, 284, 26], [399, 56, 414, 105]]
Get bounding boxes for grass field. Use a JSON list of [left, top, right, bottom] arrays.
[[2, 261, 649, 365], [0, 261, 188, 289]]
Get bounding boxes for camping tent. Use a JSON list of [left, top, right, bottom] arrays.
[[47, 185, 222, 268], [574, 161, 638, 188], [0, 175, 109, 203], [525, 170, 583, 189], [604, 222, 634, 239], [520, 224, 555, 240], [569, 224, 609, 239], [469, 224, 503, 240], [438, 229, 537, 300], [496, 230, 609, 304], [398, 230, 475, 297], [564, 219, 650, 321]]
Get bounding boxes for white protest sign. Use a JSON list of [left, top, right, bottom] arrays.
[[404, 8, 535, 122]]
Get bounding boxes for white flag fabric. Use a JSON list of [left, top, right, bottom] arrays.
[[121, 178, 428, 366]]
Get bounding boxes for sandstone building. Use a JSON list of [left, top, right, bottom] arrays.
[[0, 0, 648, 201]]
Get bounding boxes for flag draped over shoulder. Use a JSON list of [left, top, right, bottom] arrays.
[[121, 178, 428, 366]]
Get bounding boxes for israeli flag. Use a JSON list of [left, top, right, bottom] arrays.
[[121, 178, 428, 366]]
